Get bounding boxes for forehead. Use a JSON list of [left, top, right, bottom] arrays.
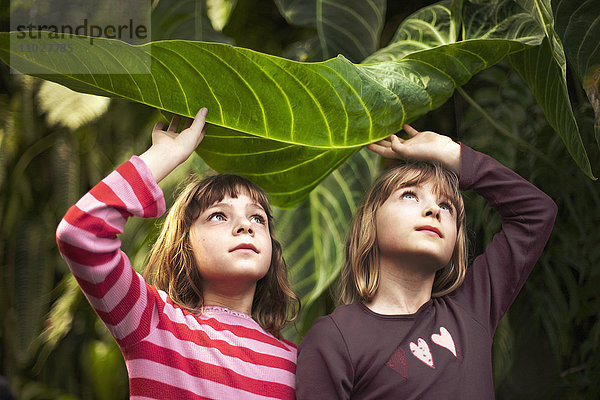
[[207, 193, 265, 210]]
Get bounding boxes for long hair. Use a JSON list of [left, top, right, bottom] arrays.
[[144, 174, 299, 338], [339, 160, 468, 304]]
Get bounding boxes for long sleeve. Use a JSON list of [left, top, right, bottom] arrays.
[[451, 144, 558, 332], [56, 157, 299, 398], [56, 156, 166, 348]]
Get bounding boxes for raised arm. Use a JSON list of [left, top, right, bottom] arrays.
[[368, 125, 557, 331], [452, 144, 557, 331], [56, 109, 207, 348]]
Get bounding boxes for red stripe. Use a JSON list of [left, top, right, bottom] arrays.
[[74, 256, 125, 297], [118, 162, 158, 218], [156, 316, 296, 372], [63, 205, 121, 238], [129, 341, 295, 398], [202, 316, 291, 351], [129, 378, 213, 400], [162, 296, 291, 350], [89, 181, 131, 220], [95, 265, 141, 325], [57, 239, 116, 267], [117, 289, 155, 347]]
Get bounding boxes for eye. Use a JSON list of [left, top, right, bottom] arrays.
[[439, 202, 453, 213], [250, 214, 266, 225], [208, 212, 226, 222], [401, 191, 418, 201]]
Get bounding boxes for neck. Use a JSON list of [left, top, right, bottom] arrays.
[[202, 282, 257, 316], [365, 255, 436, 315]]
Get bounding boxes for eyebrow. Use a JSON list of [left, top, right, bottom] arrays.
[[397, 186, 455, 204], [205, 201, 266, 212]]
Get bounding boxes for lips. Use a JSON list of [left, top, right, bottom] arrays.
[[230, 243, 259, 253], [416, 225, 442, 238]]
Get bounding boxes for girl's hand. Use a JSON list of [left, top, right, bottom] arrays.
[[367, 124, 461, 175], [140, 108, 208, 183]]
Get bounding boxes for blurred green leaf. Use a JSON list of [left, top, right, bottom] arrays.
[[275, 148, 379, 312], [506, 0, 596, 178], [553, 0, 600, 148], [274, 0, 386, 62], [36, 81, 110, 130], [86, 339, 128, 400], [151, 0, 234, 43]]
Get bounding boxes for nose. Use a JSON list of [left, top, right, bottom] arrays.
[[234, 219, 254, 236], [423, 203, 441, 220]]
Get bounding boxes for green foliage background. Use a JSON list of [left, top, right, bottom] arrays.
[[0, 0, 599, 399]]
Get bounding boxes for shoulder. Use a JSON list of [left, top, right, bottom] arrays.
[[300, 304, 364, 348], [316, 303, 366, 333]]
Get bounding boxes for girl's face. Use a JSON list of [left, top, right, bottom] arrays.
[[189, 193, 272, 293], [375, 181, 457, 272]]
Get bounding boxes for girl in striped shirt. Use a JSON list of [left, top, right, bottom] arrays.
[[57, 108, 299, 399]]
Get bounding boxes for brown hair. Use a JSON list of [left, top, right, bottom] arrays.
[[339, 160, 468, 304], [144, 174, 299, 338]]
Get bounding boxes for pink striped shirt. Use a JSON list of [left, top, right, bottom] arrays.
[[56, 156, 297, 399]]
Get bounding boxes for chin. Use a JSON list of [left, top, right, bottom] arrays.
[[234, 263, 270, 279]]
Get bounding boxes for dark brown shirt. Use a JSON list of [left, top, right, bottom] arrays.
[[296, 144, 557, 399]]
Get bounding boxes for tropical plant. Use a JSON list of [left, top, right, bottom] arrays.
[[1, 0, 596, 207], [1, 0, 598, 399]]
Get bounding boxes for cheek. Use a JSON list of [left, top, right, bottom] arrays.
[[189, 227, 210, 260], [262, 237, 273, 263], [445, 221, 458, 250]]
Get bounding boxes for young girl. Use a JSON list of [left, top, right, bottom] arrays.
[[296, 125, 557, 399], [56, 108, 299, 399]]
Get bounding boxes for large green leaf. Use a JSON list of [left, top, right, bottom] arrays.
[[274, 0, 386, 62], [365, 1, 461, 61], [504, 0, 596, 178], [0, 1, 543, 206], [271, 0, 384, 324], [515, 0, 566, 69], [196, 125, 357, 206], [508, 40, 595, 178], [553, 0, 600, 148], [462, 0, 543, 45]]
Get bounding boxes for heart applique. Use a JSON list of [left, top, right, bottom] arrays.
[[431, 327, 457, 358], [385, 346, 408, 378], [409, 338, 435, 368]]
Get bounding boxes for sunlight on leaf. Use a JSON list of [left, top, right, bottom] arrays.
[[206, 0, 237, 31], [37, 81, 110, 130]]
